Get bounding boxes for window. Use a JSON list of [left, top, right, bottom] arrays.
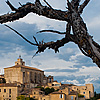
[[9, 95, 11, 97], [9, 89, 11, 94], [71, 96, 73, 100], [52, 84, 54, 86], [89, 91, 90, 94], [49, 78, 51, 82], [55, 84, 60, 86], [33, 96, 35, 98], [30, 72, 32, 82], [23, 72, 25, 77], [35, 73, 37, 83], [0, 89, 1, 92], [74, 87, 76, 89], [4, 89, 6, 93], [27, 85, 29, 88], [39, 92, 43, 95], [60, 94, 63, 98]]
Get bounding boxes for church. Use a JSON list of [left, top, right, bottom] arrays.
[[4, 56, 44, 88]]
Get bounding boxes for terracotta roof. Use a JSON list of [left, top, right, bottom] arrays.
[[32, 88, 41, 90], [4, 65, 43, 72], [62, 84, 76, 87], [69, 91, 78, 95], [20, 88, 31, 95], [0, 83, 20, 87], [51, 91, 65, 94]]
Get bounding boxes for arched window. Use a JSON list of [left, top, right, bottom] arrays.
[[60, 94, 63, 98]]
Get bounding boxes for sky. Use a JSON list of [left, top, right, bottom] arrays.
[[0, 0, 100, 93]]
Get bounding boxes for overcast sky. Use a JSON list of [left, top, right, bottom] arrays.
[[0, 0, 100, 93]]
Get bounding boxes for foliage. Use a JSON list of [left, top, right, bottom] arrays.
[[35, 86, 45, 91], [44, 87, 55, 95], [17, 95, 26, 100], [55, 89, 59, 91], [78, 94, 84, 98], [35, 86, 55, 95], [17, 95, 35, 100]]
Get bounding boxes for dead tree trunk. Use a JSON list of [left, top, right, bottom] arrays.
[[1, 0, 100, 67]]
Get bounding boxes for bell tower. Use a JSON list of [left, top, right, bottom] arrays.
[[15, 55, 25, 66]]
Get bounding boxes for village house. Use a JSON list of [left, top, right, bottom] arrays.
[[0, 82, 23, 100], [0, 56, 94, 100], [71, 84, 94, 99]]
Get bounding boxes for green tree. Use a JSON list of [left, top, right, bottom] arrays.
[[17, 95, 25, 100], [17, 96, 36, 100], [35, 86, 55, 95], [35, 86, 45, 91], [44, 87, 55, 95], [78, 94, 84, 98]]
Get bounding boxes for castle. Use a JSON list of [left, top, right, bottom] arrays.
[[0, 56, 94, 100]]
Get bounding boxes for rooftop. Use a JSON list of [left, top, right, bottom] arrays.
[[69, 91, 78, 95], [4, 65, 43, 72], [0, 82, 21, 87], [4, 56, 43, 72]]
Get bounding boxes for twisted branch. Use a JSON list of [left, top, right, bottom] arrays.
[[37, 30, 66, 34], [0, 0, 69, 24], [1, 0, 100, 67], [4, 24, 38, 46]]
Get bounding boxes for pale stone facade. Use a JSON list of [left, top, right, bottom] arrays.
[[44, 81, 61, 90], [4, 56, 44, 88], [37, 87, 78, 100], [71, 84, 94, 99], [0, 83, 22, 100], [30, 88, 45, 99]]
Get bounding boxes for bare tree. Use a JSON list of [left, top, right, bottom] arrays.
[[0, 0, 100, 67]]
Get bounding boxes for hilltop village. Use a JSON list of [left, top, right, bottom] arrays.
[[0, 56, 94, 100]]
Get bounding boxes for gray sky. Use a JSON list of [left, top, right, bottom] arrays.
[[0, 0, 100, 93]]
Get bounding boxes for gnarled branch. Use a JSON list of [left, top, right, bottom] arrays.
[[1, 0, 100, 68], [4, 24, 38, 46], [0, 1, 69, 24], [78, 0, 90, 14], [37, 30, 66, 34]]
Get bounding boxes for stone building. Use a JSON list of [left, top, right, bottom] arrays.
[[30, 88, 45, 99], [4, 56, 44, 88], [37, 87, 78, 100], [71, 84, 94, 99], [0, 82, 23, 100], [44, 80, 61, 90], [0, 56, 95, 100]]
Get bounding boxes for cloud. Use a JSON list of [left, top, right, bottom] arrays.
[[44, 68, 79, 73], [54, 75, 91, 85]]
